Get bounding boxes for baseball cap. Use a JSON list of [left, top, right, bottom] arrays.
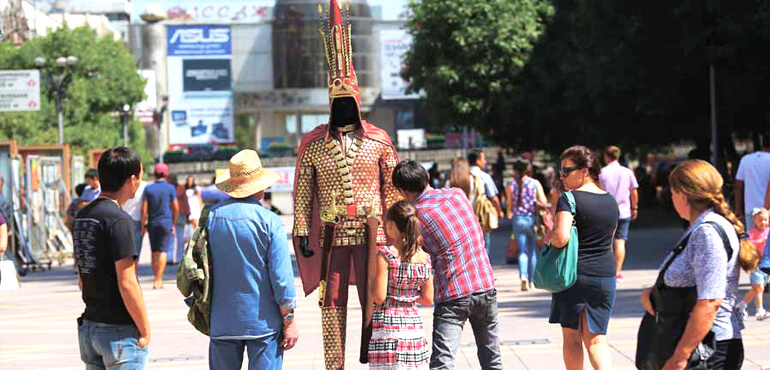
[[154, 163, 169, 177]]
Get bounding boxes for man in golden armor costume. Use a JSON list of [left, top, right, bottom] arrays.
[[292, 0, 400, 368]]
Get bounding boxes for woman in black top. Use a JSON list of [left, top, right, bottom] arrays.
[[549, 146, 619, 370]]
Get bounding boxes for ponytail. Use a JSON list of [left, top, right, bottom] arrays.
[[386, 200, 424, 262], [709, 193, 761, 273]]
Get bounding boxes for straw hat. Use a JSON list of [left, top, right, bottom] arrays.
[[215, 150, 281, 198]]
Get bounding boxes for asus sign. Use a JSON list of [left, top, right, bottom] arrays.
[[167, 26, 232, 56]]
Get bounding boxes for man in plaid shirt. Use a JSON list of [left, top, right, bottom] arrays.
[[392, 160, 502, 370]]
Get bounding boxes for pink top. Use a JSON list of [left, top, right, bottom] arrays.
[[749, 227, 768, 257]]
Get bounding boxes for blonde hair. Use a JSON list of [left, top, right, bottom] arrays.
[[449, 158, 471, 198], [669, 160, 760, 272]]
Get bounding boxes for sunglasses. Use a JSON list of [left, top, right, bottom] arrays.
[[560, 166, 582, 178]]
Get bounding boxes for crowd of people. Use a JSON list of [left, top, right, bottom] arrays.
[[68, 142, 770, 370]]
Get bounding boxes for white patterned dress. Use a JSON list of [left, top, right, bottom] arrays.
[[368, 246, 432, 370]]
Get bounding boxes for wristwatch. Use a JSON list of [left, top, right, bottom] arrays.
[[282, 312, 294, 324]]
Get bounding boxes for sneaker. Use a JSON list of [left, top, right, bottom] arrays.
[[758, 309, 770, 321], [616, 274, 625, 282], [521, 279, 529, 292]]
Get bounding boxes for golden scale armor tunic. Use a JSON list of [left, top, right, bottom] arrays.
[[293, 131, 400, 246]]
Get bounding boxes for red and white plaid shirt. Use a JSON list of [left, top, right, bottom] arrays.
[[415, 187, 495, 303]]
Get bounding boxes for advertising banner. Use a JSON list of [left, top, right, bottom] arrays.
[[379, 30, 419, 100], [0, 70, 41, 111], [167, 25, 235, 145]]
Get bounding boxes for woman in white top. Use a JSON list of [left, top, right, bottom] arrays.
[[185, 177, 203, 237]]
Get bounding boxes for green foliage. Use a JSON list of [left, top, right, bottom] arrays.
[[404, 0, 554, 135], [0, 26, 148, 160], [407, 0, 770, 156]]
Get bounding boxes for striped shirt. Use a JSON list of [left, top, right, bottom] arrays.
[[415, 187, 495, 303]]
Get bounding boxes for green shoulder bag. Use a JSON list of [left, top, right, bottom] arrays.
[[533, 191, 578, 293]]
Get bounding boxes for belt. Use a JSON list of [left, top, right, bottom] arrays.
[[320, 192, 380, 224]]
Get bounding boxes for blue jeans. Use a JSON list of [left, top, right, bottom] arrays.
[[171, 215, 188, 263], [132, 221, 143, 258], [430, 290, 502, 370], [209, 333, 283, 370], [483, 233, 492, 258], [512, 216, 537, 280], [78, 320, 148, 370]]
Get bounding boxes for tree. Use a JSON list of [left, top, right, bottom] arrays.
[[403, 0, 554, 138], [0, 26, 149, 160]]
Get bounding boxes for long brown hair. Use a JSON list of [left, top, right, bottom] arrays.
[[513, 159, 531, 210], [669, 160, 760, 272], [449, 157, 471, 197], [387, 201, 424, 262]]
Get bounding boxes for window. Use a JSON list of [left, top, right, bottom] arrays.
[[286, 114, 298, 134]]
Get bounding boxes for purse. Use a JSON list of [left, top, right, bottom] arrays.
[[635, 221, 731, 369], [473, 177, 499, 233], [0, 255, 20, 291], [533, 191, 578, 293]]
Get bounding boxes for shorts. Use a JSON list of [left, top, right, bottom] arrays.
[[614, 218, 631, 241], [750, 269, 770, 285], [549, 274, 617, 335], [148, 221, 174, 253]]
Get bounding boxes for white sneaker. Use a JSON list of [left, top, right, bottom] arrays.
[[521, 279, 529, 292], [757, 309, 770, 321]]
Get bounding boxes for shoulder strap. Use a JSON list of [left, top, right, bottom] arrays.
[[702, 221, 734, 258], [655, 220, 734, 286], [199, 205, 212, 229]]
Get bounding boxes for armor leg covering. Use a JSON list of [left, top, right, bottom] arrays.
[[322, 306, 348, 369]]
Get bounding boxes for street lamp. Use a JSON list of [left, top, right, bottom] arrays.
[[122, 104, 132, 146], [35, 55, 78, 145]]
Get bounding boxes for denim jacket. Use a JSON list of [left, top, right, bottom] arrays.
[[207, 197, 297, 339]]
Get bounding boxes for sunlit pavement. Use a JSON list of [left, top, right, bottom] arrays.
[[1, 217, 769, 369]]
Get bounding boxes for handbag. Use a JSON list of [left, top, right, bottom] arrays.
[[635, 221, 731, 369], [533, 191, 578, 293], [0, 255, 20, 291]]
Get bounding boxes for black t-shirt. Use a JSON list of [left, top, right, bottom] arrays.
[[557, 191, 619, 277], [73, 198, 137, 325]]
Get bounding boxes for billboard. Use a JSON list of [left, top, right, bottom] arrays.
[[379, 29, 419, 100], [132, 1, 273, 24], [167, 25, 235, 145], [0, 70, 41, 112]]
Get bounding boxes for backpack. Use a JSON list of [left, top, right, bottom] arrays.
[[176, 205, 212, 336], [472, 176, 499, 233]]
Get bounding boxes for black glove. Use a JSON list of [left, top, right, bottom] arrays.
[[298, 237, 314, 258]]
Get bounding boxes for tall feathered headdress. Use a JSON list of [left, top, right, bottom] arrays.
[[318, 0, 360, 109]]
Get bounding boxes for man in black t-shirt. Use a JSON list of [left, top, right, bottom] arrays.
[[73, 147, 150, 369]]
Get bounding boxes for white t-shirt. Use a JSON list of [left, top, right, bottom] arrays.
[[122, 181, 147, 222], [186, 187, 202, 221], [736, 151, 770, 215]]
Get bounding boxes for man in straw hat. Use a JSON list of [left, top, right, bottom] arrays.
[[206, 150, 299, 369], [292, 0, 401, 368]]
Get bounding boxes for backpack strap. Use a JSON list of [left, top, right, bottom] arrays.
[[198, 205, 212, 230]]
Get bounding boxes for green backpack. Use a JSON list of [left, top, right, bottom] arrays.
[[176, 205, 212, 336], [533, 191, 578, 293]]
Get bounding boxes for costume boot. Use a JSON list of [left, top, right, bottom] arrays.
[[322, 306, 347, 369]]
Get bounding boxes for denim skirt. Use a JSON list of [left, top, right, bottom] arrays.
[[549, 274, 616, 335]]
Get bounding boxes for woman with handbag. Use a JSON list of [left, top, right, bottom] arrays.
[[507, 159, 548, 291], [549, 146, 619, 370], [638, 160, 759, 370]]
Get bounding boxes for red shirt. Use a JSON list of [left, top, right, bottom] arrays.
[[415, 187, 495, 303]]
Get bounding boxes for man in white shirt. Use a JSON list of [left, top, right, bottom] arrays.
[[468, 149, 504, 256], [600, 146, 639, 282], [735, 136, 770, 229], [122, 180, 147, 258]]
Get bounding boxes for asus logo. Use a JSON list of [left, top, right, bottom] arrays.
[[170, 28, 230, 44]]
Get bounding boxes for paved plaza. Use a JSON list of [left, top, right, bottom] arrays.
[[1, 219, 769, 369]]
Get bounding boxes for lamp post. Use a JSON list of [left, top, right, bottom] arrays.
[[34, 55, 78, 145], [122, 104, 131, 146]]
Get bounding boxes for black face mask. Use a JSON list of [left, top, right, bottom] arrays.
[[330, 97, 360, 129]]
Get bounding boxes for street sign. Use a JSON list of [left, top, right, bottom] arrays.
[[0, 70, 41, 112]]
